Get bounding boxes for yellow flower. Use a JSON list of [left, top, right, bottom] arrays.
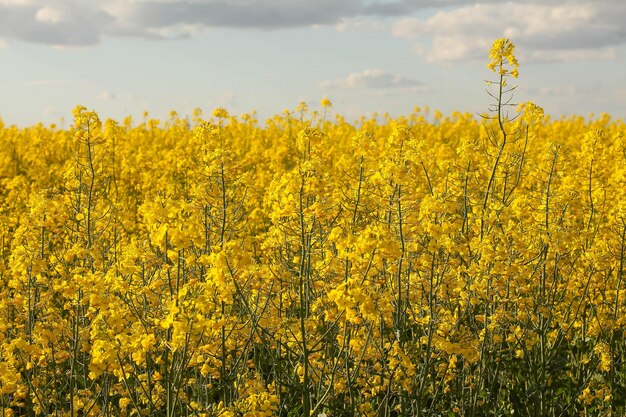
[[320, 97, 332, 108], [213, 107, 229, 118], [517, 101, 544, 124], [119, 397, 131, 409], [487, 38, 519, 78]]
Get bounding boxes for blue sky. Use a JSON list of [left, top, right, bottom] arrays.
[[0, 0, 624, 126]]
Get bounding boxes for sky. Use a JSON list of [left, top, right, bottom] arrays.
[[0, 0, 624, 126]]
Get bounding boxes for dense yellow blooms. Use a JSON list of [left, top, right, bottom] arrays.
[[487, 37, 519, 78], [0, 39, 625, 417]]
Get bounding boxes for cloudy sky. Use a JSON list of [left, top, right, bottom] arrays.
[[0, 0, 624, 126]]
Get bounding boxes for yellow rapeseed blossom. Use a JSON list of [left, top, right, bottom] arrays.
[[212, 107, 229, 118], [487, 38, 519, 78]]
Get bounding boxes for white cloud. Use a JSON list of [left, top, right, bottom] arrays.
[[0, 1, 112, 46], [141, 23, 204, 39], [320, 69, 421, 89], [392, 1, 626, 63], [391, 17, 420, 39], [35, 6, 62, 24], [0, 0, 503, 46], [0, 0, 369, 45], [0, 0, 622, 56], [334, 16, 387, 32]]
